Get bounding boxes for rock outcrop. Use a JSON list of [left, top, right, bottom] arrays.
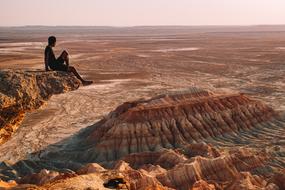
[[3, 146, 281, 190], [0, 180, 17, 189], [41, 88, 278, 164], [0, 70, 80, 145], [156, 149, 268, 189], [1, 89, 284, 190]]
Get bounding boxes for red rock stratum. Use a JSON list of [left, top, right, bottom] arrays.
[[41, 89, 279, 163], [1, 88, 284, 190]]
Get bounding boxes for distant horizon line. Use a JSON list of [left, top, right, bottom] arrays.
[[1, 24, 285, 28]]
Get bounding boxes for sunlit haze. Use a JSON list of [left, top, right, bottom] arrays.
[[1, 0, 285, 26]]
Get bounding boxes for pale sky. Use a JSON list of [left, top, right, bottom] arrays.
[[0, 0, 285, 26]]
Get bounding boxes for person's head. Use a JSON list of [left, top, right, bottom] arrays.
[[48, 36, 56, 47]]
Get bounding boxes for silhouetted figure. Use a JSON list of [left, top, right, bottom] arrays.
[[44, 36, 93, 85]]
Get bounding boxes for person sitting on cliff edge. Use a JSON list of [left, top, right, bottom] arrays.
[[44, 36, 93, 85]]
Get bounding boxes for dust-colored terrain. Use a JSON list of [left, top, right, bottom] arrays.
[[0, 26, 284, 189], [0, 70, 80, 145]]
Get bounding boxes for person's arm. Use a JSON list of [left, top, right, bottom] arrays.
[[44, 50, 50, 71], [63, 50, 69, 67], [45, 57, 50, 71], [66, 56, 69, 67]]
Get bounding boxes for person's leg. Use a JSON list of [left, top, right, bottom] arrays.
[[60, 51, 93, 85], [68, 66, 85, 82], [67, 66, 93, 85], [59, 50, 69, 66]]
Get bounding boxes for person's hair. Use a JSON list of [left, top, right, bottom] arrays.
[[48, 36, 56, 45]]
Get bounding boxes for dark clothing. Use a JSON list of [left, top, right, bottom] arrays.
[[44, 46, 68, 71], [45, 46, 56, 65], [50, 57, 68, 71]]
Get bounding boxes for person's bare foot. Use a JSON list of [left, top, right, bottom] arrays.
[[82, 80, 93, 86]]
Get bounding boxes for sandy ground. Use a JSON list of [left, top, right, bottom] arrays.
[[0, 26, 284, 163]]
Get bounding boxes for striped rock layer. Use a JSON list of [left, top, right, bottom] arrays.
[[1, 89, 284, 190], [52, 89, 278, 163]]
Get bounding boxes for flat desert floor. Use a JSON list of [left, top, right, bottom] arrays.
[[0, 26, 285, 163]]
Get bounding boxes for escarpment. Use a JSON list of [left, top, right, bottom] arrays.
[[1, 88, 284, 190], [156, 149, 269, 189], [46, 88, 279, 163], [3, 144, 281, 190], [0, 70, 80, 145]]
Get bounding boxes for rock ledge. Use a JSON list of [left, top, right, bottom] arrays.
[[0, 70, 80, 145]]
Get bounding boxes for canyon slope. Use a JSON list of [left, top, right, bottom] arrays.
[[0, 87, 284, 190]]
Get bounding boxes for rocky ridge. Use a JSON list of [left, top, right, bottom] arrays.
[[0, 70, 80, 145], [1, 144, 284, 190], [39, 88, 279, 164], [0, 88, 284, 189]]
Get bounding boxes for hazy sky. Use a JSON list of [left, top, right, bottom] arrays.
[[1, 0, 285, 26]]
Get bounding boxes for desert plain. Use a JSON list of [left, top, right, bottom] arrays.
[[0, 26, 284, 189]]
